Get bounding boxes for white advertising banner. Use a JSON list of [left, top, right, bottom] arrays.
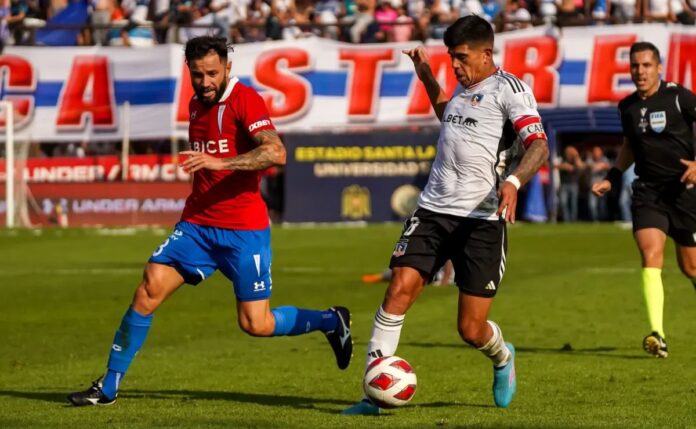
[[0, 24, 694, 141]]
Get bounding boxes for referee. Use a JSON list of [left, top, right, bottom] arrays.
[[592, 41, 696, 358]]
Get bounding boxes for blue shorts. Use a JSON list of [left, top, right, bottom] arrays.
[[149, 221, 272, 301]]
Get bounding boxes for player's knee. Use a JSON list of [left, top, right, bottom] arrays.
[[457, 319, 487, 347], [640, 248, 663, 267], [132, 270, 164, 315]]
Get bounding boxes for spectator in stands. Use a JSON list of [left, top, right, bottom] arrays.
[[90, 0, 113, 45], [557, 0, 585, 25], [243, 0, 269, 41], [672, 0, 696, 23], [588, 0, 610, 22], [556, 145, 584, 222], [391, 5, 412, 41], [612, 0, 638, 23], [503, 0, 532, 31], [619, 163, 636, 222], [348, 0, 374, 42], [313, 0, 341, 39], [266, 0, 294, 39], [535, 0, 557, 23], [374, 0, 397, 41], [454, 0, 484, 18], [8, 0, 28, 44], [585, 146, 610, 221], [643, 0, 673, 21], [481, 0, 503, 23]]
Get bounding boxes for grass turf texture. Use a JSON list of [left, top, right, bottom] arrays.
[[0, 224, 695, 428]]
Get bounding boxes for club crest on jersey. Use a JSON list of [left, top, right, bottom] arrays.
[[471, 94, 484, 106], [190, 110, 197, 121], [649, 111, 666, 133], [393, 239, 408, 257]]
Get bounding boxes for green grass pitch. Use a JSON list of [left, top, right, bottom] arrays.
[[1, 224, 695, 428]]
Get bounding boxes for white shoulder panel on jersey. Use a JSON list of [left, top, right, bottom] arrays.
[[495, 69, 547, 148]]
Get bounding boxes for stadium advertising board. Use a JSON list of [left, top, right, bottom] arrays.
[[283, 131, 437, 222], [0, 24, 694, 141], [0, 155, 190, 226]]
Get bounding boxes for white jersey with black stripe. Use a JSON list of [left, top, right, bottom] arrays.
[[418, 69, 545, 220]]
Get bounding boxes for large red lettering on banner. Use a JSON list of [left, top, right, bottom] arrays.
[[587, 34, 636, 103], [340, 48, 396, 118], [666, 34, 696, 89], [503, 37, 559, 105], [0, 54, 35, 129], [255, 48, 311, 121], [56, 56, 116, 129], [176, 62, 194, 125], [406, 46, 458, 117]]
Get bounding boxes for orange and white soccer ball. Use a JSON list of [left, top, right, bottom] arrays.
[[363, 356, 417, 408]]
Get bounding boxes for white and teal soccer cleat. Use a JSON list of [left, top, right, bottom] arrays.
[[643, 332, 668, 358], [341, 399, 381, 416], [492, 342, 516, 408], [67, 377, 117, 406]]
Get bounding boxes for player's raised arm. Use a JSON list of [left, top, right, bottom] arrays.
[[402, 47, 449, 121]]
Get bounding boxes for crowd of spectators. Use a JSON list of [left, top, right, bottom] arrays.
[[0, 0, 694, 47]]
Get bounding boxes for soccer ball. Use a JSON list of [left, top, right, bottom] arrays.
[[363, 355, 417, 408]]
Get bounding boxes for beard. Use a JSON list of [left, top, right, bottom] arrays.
[[195, 80, 228, 106]]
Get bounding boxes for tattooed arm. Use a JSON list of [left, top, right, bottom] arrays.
[[510, 139, 550, 186], [179, 129, 287, 173], [496, 139, 549, 224]]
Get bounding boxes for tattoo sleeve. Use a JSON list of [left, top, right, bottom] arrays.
[[222, 129, 287, 171], [511, 139, 549, 186]]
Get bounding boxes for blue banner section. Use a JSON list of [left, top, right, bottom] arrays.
[[28, 79, 177, 106], [283, 131, 436, 222]]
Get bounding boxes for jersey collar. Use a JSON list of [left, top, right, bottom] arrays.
[[463, 67, 499, 92], [218, 76, 239, 104]]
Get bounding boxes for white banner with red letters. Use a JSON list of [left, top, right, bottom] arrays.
[[0, 24, 694, 141]]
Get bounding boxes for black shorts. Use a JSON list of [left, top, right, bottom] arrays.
[[632, 181, 696, 247], [389, 208, 507, 298]]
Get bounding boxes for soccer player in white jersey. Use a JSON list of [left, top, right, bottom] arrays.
[[343, 15, 549, 415]]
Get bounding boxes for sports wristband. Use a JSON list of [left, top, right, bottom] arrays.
[[605, 167, 622, 188], [505, 175, 521, 190]]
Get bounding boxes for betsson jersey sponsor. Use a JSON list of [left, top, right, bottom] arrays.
[[181, 77, 276, 230], [418, 69, 547, 220]]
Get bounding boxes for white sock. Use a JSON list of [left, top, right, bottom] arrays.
[[477, 320, 511, 368], [365, 306, 405, 370]]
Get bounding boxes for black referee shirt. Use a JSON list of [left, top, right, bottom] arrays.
[[619, 81, 696, 185]]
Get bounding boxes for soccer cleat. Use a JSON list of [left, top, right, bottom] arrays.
[[325, 306, 353, 370], [492, 342, 516, 408], [643, 332, 668, 358], [67, 377, 117, 406], [341, 399, 381, 416], [361, 273, 385, 284]]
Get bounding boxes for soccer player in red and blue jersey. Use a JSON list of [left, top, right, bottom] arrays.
[[67, 37, 353, 406]]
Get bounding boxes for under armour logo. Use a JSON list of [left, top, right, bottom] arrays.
[[253, 281, 266, 291]]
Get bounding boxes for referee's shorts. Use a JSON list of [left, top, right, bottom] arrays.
[[632, 180, 696, 247]]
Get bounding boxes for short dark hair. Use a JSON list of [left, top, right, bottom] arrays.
[[443, 15, 494, 49], [184, 36, 233, 63], [630, 42, 661, 64]]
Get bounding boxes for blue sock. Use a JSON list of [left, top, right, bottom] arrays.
[[102, 308, 153, 399], [271, 306, 338, 336]]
